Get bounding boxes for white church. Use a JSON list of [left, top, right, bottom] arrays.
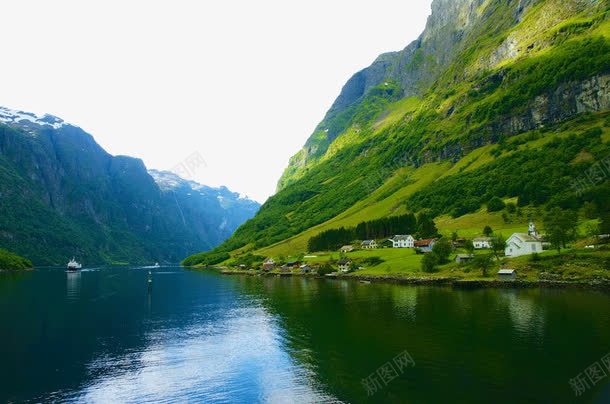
[[505, 222, 544, 257]]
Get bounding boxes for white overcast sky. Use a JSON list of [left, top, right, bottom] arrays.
[[1, 0, 432, 202]]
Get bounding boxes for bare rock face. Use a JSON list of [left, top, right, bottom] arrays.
[[278, 0, 494, 190], [492, 74, 610, 136]]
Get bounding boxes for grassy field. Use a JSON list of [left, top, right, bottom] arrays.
[[256, 162, 451, 257], [283, 246, 610, 283], [253, 118, 599, 259]]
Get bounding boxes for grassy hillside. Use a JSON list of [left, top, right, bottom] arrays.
[[184, 0, 610, 266], [0, 249, 32, 270]]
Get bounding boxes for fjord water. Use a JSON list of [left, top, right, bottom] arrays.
[[1, 268, 609, 403]]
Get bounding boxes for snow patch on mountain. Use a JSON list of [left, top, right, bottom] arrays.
[[0, 106, 67, 131]]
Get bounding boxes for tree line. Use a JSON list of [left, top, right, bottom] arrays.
[[307, 212, 438, 252]]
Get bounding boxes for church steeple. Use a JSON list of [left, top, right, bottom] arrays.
[[528, 221, 539, 239]]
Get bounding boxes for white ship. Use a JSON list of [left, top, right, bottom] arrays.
[[67, 258, 82, 271]]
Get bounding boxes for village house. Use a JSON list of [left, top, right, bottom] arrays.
[[505, 222, 543, 257], [497, 269, 517, 280], [262, 258, 276, 271], [338, 259, 352, 273], [299, 264, 312, 273], [455, 254, 474, 264], [414, 238, 436, 253], [473, 237, 492, 249], [389, 235, 415, 248], [452, 238, 466, 248], [361, 240, 378, 249], [340, 245, 355, 253]]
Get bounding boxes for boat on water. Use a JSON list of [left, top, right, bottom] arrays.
[[67, 258, 82, 271]]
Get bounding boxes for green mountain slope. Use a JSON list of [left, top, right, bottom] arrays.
[[185, 0, 610, 265], [0, 110, 259, 265]]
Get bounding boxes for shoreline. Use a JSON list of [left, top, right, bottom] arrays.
[[204, 267, 610, 292]]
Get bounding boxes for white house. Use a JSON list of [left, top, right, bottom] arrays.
[[505, 233, 543, 257], [473, 237, 492, 249], [361, 240, 378, 249], [338, 259, 352, 273], [262, 258, 275, 270], [390, 235, 415, 248]]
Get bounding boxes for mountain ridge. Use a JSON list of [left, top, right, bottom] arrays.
[[0, 109, 259, 265], [185, 0, 610, 265]]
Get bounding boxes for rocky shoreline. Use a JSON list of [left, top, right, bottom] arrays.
[[211, 268, 610, 292]]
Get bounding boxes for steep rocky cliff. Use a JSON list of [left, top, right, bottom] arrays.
[[277, 0, 605, 190], [0, 108, 259, 264], [186, 0, 609, 264]]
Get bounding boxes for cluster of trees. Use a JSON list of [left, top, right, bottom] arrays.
[[543, 208, 579, 254], [421, 239, 452, 273], [408, 130, 610, 219], [0, 249, 32, 270], [423, 230, 508, 275], [354, 213, 417, 240], [307, 212, 438, 252], [181, 251, 230, 267]]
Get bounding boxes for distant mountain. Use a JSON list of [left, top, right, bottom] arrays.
[[0, 106, 259, 265], [186, 0, 610, 264]]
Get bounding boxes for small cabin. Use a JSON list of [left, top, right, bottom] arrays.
[[340, 245, 355, 253], [299, 264, 312, 273], [455, 254, 474, 264], [497, 269, 517, 281]]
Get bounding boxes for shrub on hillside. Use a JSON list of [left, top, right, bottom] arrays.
[[487, 197, 506, 212]]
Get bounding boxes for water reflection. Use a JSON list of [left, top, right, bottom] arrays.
[[66, 271, 81, 301], [501, 290, 546, 338], [391, 286, 418, 321], [1, 269, 609, 403], [76, 306, 335, 402]]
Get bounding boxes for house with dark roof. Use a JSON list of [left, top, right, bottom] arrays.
[[338, 259, 352, 273], [361, 240, 378, 249]]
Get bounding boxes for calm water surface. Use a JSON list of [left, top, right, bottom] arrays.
[[0, 267, 609, 403]]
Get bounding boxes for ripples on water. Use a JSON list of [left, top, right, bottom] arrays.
[[10, 268, 336, 403], [1, 267, 609, 403]]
